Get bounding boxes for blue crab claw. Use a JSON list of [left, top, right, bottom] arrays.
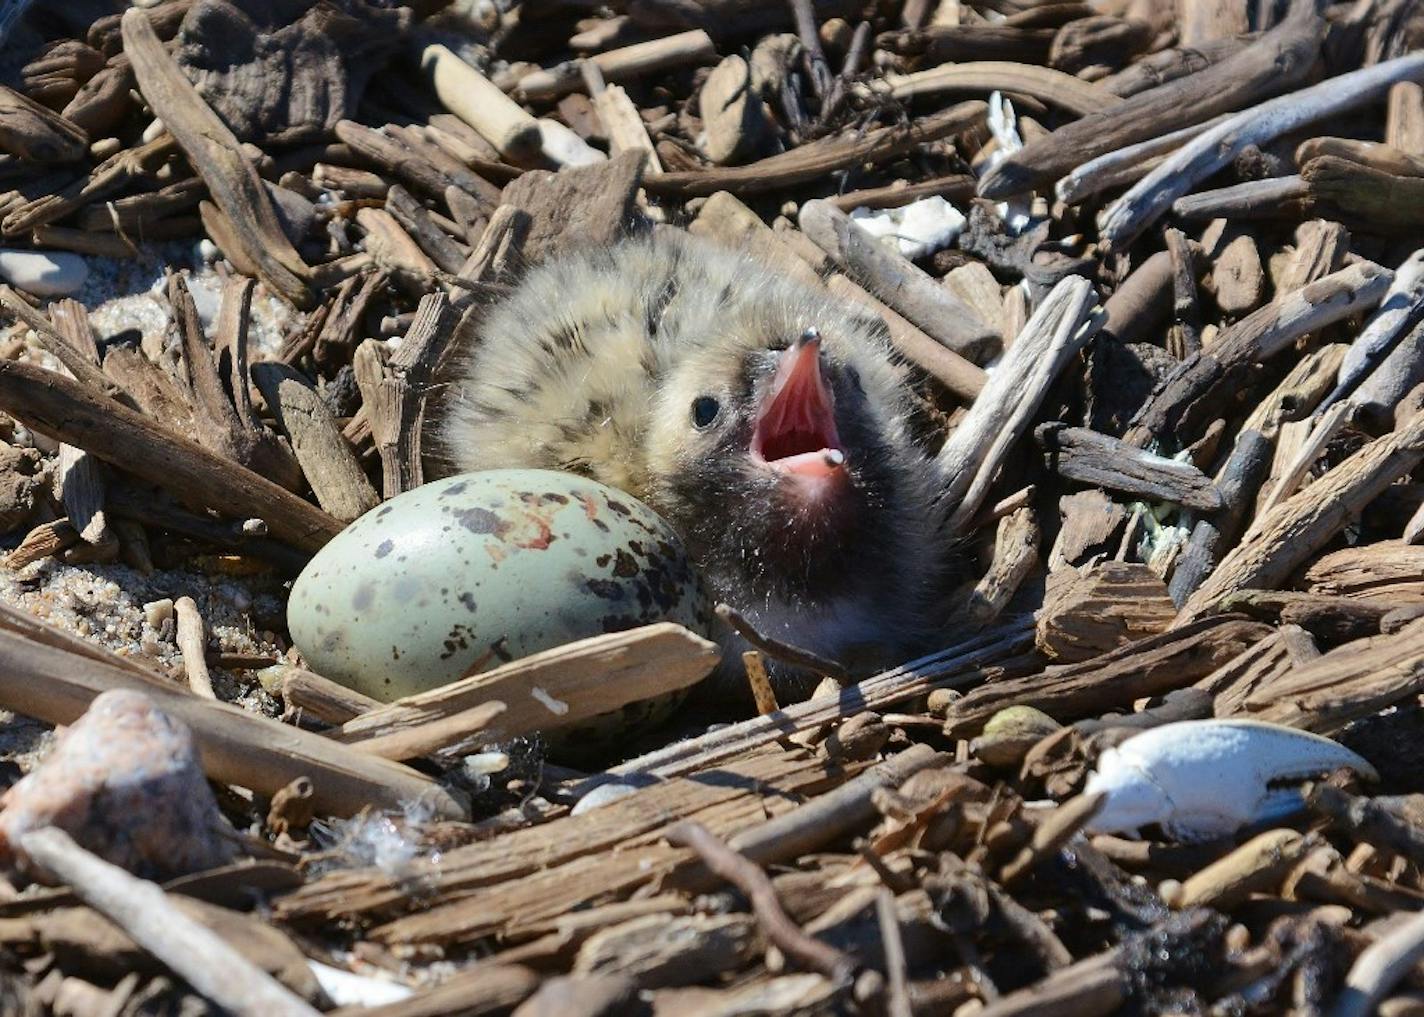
[[1082, 719, 1378, 842]]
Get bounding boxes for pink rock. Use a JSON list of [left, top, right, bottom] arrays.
[[0, 689, 234, 881]]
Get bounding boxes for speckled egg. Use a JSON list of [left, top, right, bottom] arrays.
[[288, 470, 715, 702]]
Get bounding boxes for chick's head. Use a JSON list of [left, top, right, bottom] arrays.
[[641, 314, 927, 605]]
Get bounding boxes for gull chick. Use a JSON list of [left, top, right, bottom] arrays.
[[439, 230, 952, 693]]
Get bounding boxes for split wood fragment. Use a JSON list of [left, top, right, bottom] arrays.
[[20, 827, 321, 1017], [120, 9, 310, 306], [335, 624, 720, 759], [0, 359, 341, 553]]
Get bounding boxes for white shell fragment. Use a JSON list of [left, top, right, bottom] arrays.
[[848, 196, 966, 259], [0, 250, 88, 297], [1083, 719, 1378, 842]]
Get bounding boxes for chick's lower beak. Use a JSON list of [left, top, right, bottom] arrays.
[[751, 329, 846, 479]]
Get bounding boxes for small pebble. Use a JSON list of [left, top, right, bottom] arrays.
[[926, 688, 963, 717], [571, 782, 639, 816], [0, 250, 87, 297], [0, 689, 235, 881], [971, 705, 1062, 768], [143, 597, 174, 628]]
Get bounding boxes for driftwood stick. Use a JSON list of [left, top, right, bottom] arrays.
[[515, 30, 716, 100], [48, 300, 113, 550], [877, 889, 913, 1017], [799, 198, 998, 360], [966, 506, 1040, 627], [980, 7, 1324, 198], [121, 9, 310, 306], [602, 619, 1035, 782], [1322, 248, 1424, 412], [644, 101, 985, 198], [666, 821, 855, 983], [874, 62, 1122, 116], [174, 596, 215, 700], [1254, 401, 1350, 515], [1171, 175, 1309, 221], [1296, 136, 1424, 178], [937, 276, 1098, 535], [333, 624, 720, 759], [1302, 156, 1424, 229], [1037, 423, 1221, 509], [0, 604, 466, 818], [20, 827, 321, 1017], [386, 184, 466, 275], [0, 286, 128, 403], [1179, 409, 1424, 622], [1330, 908, 1424, 1017], [1245, 619, 1424, 733], [726, 744, 943, 870], [1168, 428, 1274, 606], [1099, 51, 1424, 250], [1054, 114, 1231, 205], [1125, 263, 1393, 450], [716, 603, 848, 683], [0, 360, 341, 552], [251, 363, 379, 524], [1165, 227, 1202, 358], [825, 275, 985, 401], [419, 44, 542, 161]]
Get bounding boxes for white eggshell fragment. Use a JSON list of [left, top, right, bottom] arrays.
[[288, 469, 714, 702], [0, 250, 87, 297]]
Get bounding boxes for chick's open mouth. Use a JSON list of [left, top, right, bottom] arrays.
[[750, 331, 846, 480]]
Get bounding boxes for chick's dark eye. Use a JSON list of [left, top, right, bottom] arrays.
[[691, 395, 721, 429]]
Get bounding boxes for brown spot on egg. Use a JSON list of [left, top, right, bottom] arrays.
[[453, 506, 505, 536], [612, 549, 638, 578]]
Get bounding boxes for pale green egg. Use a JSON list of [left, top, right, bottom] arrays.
[[288, 470, 716, 705]]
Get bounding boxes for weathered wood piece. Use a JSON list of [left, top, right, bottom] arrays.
[[334, 625, 720, 760], [121, 9, 311, 307], [936, 276, 1098, 534], [1301, 542, 1424, 603], [0, 603, 464, 819], [1180, 410, 1424, 622], [1099, 50, 1424, 250], [876, 61, 1122, 116], [1036, 562, 1178, 662], [502, 150, 644, 264], [799, 198, 998, 361], [980, 8, 1323, 198], [420, 44, 542, 162], [1246, 619, 1424, 734], [172, 274, 302, 490], [942, 617, 1271, 737], [251, 363, 380, 524], [644, 101, 985, 198], [966, 507, 1040, 627], [21, 828, 321, 1017], [0, 360, 341, 552], [516, 30, 716, 100], [1037, 422, 1222, 509], [0, 85, 88, 163]]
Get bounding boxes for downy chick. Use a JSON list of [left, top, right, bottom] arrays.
[[439, 230, 951, 695]]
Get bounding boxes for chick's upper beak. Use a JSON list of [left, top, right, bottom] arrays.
[[751, 329, 846, 479]]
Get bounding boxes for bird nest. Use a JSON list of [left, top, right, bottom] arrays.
[[0, 0, 1420, 1014]]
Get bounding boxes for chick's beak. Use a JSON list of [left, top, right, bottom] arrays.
[[751, 329, 846, 481]]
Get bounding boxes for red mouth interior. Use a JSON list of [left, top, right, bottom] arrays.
[[751, 334, 844, 474]]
